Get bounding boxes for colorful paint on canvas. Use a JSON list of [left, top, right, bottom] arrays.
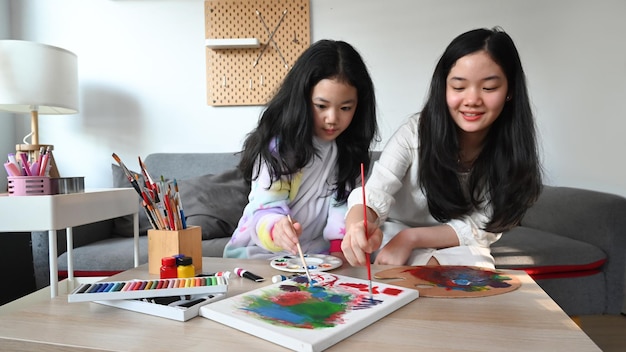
[[200, 272, 419, 352], [240, 274, 386, 329]]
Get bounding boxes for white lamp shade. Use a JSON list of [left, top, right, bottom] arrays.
[[0, 40, 78, 114]]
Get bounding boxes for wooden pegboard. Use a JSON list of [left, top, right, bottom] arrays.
[[204, 0, 310, 106]]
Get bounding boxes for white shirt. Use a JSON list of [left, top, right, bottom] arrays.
[[347, 114, 501, 268]]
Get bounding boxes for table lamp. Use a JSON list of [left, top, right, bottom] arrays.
[[0, 40, 79, 177]]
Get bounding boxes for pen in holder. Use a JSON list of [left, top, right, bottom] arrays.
[[148, 225, 203, 275]]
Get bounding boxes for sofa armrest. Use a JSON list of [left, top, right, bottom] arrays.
[[521, 185, 626, 313], [521, 186, 626, 251]]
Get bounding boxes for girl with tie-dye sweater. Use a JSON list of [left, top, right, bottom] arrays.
[[223, 39, 378, 260]]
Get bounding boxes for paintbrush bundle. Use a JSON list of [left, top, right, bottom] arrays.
[[111, 153, 187, 230]]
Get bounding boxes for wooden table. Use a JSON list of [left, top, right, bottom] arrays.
[[0, 189, 139, 297], [0, 257, 601, 351]]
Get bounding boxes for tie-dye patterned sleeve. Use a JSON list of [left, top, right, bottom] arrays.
[[230, 158, 295, 253], [255, 213, 284, 252]]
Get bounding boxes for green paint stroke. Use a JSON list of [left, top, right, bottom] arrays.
[[240, 283, 354, 329]]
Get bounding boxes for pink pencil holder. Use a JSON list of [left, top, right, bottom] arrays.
[[7, 176, 54, 196]]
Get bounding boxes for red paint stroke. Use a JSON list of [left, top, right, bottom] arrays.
[[338, 283, 404, 296], [339, 282, 380, 295], [310, 273, 339, 287], [271, 291, 311, 306], [382, 287, 403, 296]]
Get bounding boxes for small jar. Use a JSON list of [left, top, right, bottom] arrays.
[[160, 256, 177, 279], [176, 256, 195, 278]]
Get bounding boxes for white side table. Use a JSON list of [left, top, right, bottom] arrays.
[[0, 189, 138, 297]]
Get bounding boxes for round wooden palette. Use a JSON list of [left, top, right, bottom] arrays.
[[374, 265, 521, 298], [270, 254, 343, 273]]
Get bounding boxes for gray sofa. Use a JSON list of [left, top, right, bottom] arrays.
[[32, 152, 626, 316]]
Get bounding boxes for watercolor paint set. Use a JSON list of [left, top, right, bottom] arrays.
[[200, 272, 419, 352], [68, 277, 228, 303], [95, 293, 226, 322]]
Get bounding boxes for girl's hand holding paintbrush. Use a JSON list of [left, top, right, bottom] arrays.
[[271, 215, 303, 254], [341, 207, 383, 267], [285, 215, 314, 285], [272, 215, 346, 267]]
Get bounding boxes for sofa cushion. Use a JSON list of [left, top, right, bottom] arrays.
[[177, 168, 250, 240], [493, 226, 606, 279]]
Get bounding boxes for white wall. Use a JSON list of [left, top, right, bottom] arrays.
[[0, 0, 15, 192], [4, 0, 626, 199]]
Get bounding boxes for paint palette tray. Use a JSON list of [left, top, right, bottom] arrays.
[[270, 254, 342, 272], [68, 277, 228, 303]]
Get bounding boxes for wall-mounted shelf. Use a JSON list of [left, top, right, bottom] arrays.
[[204, 0, 310, 106], [205, 38, 260, 49]]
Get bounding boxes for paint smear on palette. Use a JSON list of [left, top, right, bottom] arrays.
[[239, 274, 386, 329], [270, 254, 343, 273], [375, 265, 522, 298]]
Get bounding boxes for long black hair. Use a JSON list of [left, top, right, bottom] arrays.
[[238, 39, 379, 204], [418, 27, 542, 232]]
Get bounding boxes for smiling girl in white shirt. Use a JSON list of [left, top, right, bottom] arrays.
[[342, 27, 542, 269]]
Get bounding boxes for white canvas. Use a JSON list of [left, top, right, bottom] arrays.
[[200, 273, 419, 352]]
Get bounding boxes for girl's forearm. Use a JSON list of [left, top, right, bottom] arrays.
[[400, 224, 460, 249], [345, 204, 378, 228]]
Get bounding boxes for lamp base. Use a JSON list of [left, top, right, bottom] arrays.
[[15, 144, 60, 178]]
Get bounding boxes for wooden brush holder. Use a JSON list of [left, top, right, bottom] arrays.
[[148, 226, 203, 275]]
